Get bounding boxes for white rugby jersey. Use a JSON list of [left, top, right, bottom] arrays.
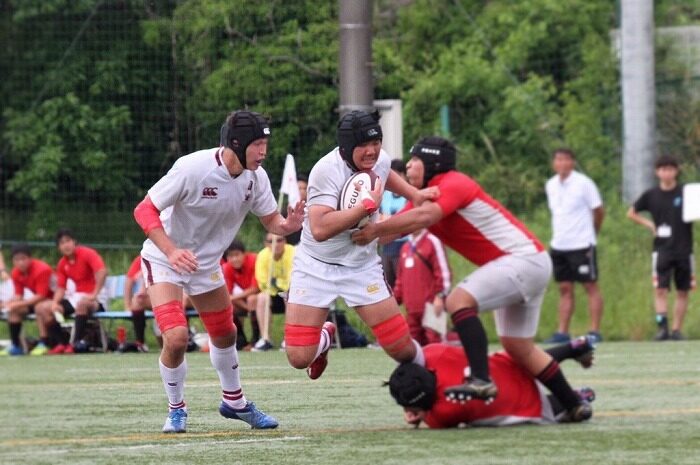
[[545, 170, 602, 250], [141, 147, 278, 270], [299, 147, 391, 267]]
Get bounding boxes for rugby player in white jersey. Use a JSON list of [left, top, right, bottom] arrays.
[[284, 110, 434, 380], [134, 110, 304, 433]]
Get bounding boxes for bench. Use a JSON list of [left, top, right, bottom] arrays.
[[1, 276, 198, 352]]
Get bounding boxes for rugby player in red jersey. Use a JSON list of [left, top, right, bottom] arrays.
[[1, 244, 54, 356], [388, 337, 596, 427], [35, 229, 107, 355], [222, 239, 260, 349], [354, 136, 591, 422]]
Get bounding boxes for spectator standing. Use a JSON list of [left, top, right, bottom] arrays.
[[627, 155, 696, 341], [35, 229, 108, 354], [1, 244, 54, 356], [394, 229, 451, 346], [253, 233, 294, 351], [380, 159, 409, 289], [544, 148, 605, 344]]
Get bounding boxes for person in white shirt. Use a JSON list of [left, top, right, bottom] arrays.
[[134, 110, 304, 433], [544, 148, 605, 344]]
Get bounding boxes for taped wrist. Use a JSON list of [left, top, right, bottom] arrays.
[[359, 188, 377, 215]]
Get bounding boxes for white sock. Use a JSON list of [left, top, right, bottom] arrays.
[[159, 358, 187, 411], [209, 343, 247, 409], [312, 327, 331, 361], [411, 339, 425, 367]]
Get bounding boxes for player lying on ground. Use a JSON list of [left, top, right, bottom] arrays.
[[134, 110, 304, 433], [284, 110, 436, 380], [353, 136, 591, 422], [388, 337, 596, 428]]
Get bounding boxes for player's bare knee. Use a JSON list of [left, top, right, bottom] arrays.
[[286, 349, 314, 369], [384, 339, 415, 363], [210, 333, 236, 349], [162, 327, 189, 355]]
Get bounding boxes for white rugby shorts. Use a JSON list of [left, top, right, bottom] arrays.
[[288, 247, 391, 308], [457, 251, 552, 338], [141, 257, 225, 296]]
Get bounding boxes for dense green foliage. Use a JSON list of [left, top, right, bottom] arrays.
[[2, 0, 699, 241]]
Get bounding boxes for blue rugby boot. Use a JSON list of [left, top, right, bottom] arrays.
[[219, 401, 279, 429], [162, 408, 188, 433]]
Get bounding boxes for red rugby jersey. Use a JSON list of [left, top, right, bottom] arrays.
[[423, 344, 543, 428], [56, 246, 106, 293], [222, 253, 258, 293], [404, 171, 543, 266], [12, 258, 54, 299]]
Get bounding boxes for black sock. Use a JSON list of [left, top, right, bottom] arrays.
[[9, 322, 22, 347], [48, 320, 65, 346], [537, 360, 580, 410], [234, 314, 247, 348], [40, 337, 50, 346], [451, 308, 490, 381], [74, 315, 88, 342], [545, 338, 590, 363], [132, 311, 146, 344], [656, 314, 668, 329]]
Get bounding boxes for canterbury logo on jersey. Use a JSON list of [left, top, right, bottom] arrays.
[[202, 187, 218, 198]]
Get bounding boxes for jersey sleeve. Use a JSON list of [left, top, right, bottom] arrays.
[[584, 178, 603, 209], [83, 248, 106, 272], [434, 174, 479, 217], [34, 267, 53, 298], [148, 158, 188, 211], [307, 160, 343, 209], [251, 170, 279, 217], [633, 189, 650, 212]]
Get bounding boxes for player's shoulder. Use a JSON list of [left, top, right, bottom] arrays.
[[77, 245, 100, 257], [545, 175, 558, 188], [435, 171, 478, 192], [33, 258, 53, 272]]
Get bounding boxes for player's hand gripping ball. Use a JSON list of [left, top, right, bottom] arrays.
[[339, 169, 381, 229]]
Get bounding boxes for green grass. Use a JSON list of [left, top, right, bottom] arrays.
[[2, 341, 700, 464]]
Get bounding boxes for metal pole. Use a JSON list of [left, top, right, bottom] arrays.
[[339, 0, 374, 116], [621, 0, 656, 202]]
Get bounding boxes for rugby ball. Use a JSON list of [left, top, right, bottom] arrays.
[[339, 170, 380, 229]]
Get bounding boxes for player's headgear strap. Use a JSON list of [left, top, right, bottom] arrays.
[[387, 362, 436, 410], [409, 136, 457, 187], [220, 110, 271, 167], [336, 110, 383, 172]]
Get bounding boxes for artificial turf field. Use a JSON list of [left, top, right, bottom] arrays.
[[2, 341, 700, 465]]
